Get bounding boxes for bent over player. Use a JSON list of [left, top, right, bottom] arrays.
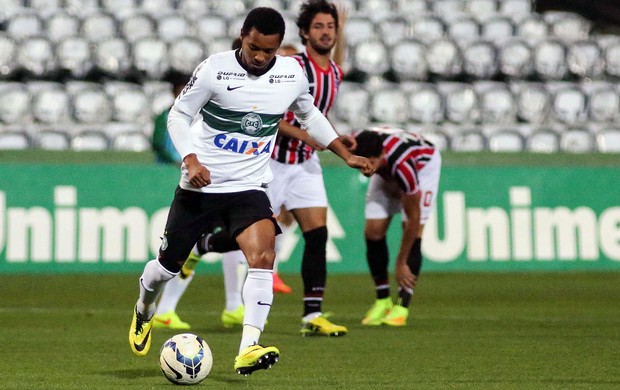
[[128, 7, 374, 376], [354, 128, 442, 326]]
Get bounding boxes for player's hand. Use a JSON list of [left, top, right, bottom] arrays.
[[346, 155, 375, 177], [184, 154, 211, 188], [395, 263, 417, 290], [339, 134, 357, 151]]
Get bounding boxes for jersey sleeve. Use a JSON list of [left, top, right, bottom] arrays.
[[173, 58, 213, 117], [393, 160, 420, 195]]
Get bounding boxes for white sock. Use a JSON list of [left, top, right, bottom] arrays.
[[155, 272, 194, 314], [239, 325, 262, 355], [238, 268, 273, 352], [137, 259, 177, 318], [222, 250, 246, 312]]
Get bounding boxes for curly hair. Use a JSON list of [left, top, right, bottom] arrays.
[[242, 7, 285, 41], [296, 0, 339, 45]]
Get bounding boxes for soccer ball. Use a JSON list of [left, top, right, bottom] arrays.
[[159, 333, 213, 385]]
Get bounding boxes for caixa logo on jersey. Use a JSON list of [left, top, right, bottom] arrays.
[[217, 71, 246, 80], [214, 133, 271, 155], [269, 74, 295, 84]]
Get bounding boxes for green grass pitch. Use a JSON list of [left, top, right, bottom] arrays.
[[1, 272, 619, 389]]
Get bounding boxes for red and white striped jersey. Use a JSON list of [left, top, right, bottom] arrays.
[[272, 50, 343, 164], [378, 133, 436, 195]]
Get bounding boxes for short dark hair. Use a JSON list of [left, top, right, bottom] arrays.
[[241, 7, 285, 42], [354, 130, 385, 158], [297, 0, 339, 45]]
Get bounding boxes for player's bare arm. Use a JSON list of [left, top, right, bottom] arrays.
[[395, 192, 422, 290], [326, 138, 375, 176], [184, 153, 211, 188], [278, 119, 325, 150]]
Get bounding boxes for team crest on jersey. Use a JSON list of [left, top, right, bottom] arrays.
[[241, 113, 263, 135]]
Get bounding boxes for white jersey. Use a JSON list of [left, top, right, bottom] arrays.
[[172, 50, 316, 193]]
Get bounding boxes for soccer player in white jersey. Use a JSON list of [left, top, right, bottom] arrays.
[[128, 7, 374, 376], [353, 127, 442, 327]]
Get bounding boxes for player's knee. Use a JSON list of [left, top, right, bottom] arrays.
[[245, 249, 276, 269]]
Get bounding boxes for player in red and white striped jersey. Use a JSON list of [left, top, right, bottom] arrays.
[[354, 127, 442, 327]]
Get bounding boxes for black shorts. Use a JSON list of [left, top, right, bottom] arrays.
[[158, 187, 279, 271]]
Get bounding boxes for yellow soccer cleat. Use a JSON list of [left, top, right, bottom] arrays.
[[234, 344, 280, 376], [221, 305, 245, 328], [129, 306, 154, 357], [300, 314, 348, 337], [381, 305, 409, 327], [152, 310, 191, 330], [361, 297, 393, 326]]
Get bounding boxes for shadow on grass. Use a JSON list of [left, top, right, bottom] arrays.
[[102, 369, 244, 385]]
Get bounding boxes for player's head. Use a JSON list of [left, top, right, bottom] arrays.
[[231, 37, 242, 50], [240, 7, 285, 74], [297, 0, 339, 54], [354, 130, 385, 172], [164, 70, 190, 98]]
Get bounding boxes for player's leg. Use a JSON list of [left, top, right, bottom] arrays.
[[130, 187, 204, 356], [383, 150, 441, 327], [362, 175, 400, 325], [273, 206, 293, 294], [221, 250, 247, 328]]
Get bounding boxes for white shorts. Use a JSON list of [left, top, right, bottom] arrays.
[[365, 149, 441, 224], [267, 154, 328, 216]]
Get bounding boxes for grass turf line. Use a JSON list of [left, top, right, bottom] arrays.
[[0, 273, 618, 389]]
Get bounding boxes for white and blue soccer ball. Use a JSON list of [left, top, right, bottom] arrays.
[[159, 333, 213, 385]]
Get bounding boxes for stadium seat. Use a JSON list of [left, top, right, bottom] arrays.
[[56, 37, 94, 80], [112, 131, 151, 152], [447, 16, 480, 48], [466, 0, 498, 22], [390, 39, 428, 81], [431, 0, 464, 20], [121, 13, 157, 43], [156, 13, 193, 44], [376, 15, 410, 47], [71, 88, 113, 124], [351, 39, 390, 79], [64, 0, 100, 17], [100, 0, 140, 18], [596, 127, 620, 153], [587, 86, 619, 123], [93, 38, 132, 80], [533, 39, 568, 80], [35, 129, 71, 150], [0, 130, 32, 150], [369, 87, 409, 125], [332, 83, 370, 129], [45, 11, 80, 43], [411, 16, 445, 45], [552, 86, 587, 126], [206, 0, 248, 18], [206, 37, 237, 58], [559, 127, 596, 153], [343, 16, 376, 47], [517, 14, 549, 45], [481, 16, 515, 46], [478, 83, 517, 125], [144, 80, 176, 117], [603, 40, 620, 79], [407, 83, 444, 124], [394, 0, 429, 14], [0, 0, 23, 27], [107, 83, 151, 125], [31, 83, 72, 124], [6, 11, 43, 40], [515, 82, 550, 123], [545, 11, 590, 43], [142, 0, 176, 18], [0, 35, 17, 80], [566, 40, 604, 79], [526, 128, 560, 153], [441, 83, 479, 124], [81, 12, 118, 44], [498, 39, 533, 79], [132, 37, 170, 81], [358, 0, 394, 18], [16, 36, 58, 80], [177, 0, 211, 16], [462, 40, 498, 79], [488, 129, 525, 152], [168, 37, 206, 76], [70, 130, 110, 151], [195, 14, 229, 43], [426, 38, 462, 79], [499, 0, 531, 23], [0, 83, 31, 124], [450, 128, 487, 151]]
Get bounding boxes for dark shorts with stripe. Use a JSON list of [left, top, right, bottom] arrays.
[[158, 187, 279, 272]]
